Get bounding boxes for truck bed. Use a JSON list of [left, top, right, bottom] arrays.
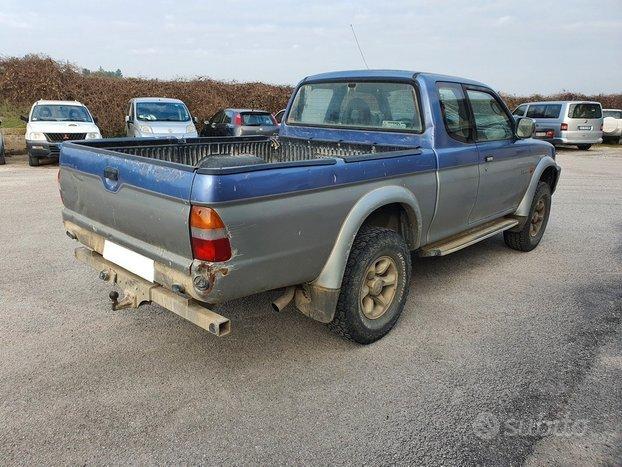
[[67, 136, 415, 173]]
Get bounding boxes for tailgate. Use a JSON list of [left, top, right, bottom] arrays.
[[60, 143, 196, 272]]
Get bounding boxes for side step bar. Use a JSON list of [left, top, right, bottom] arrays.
[[419, 218, 519, 257], [75, 247, 231, 337]]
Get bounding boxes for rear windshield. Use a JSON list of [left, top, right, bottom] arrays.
[[569, 103, 602, 119], [31, 104, 92, 122], [136, 102, 190, 122], [526, 104, 562, 119], [603, 110, 622, 119], [287, 81, 423, 132], [242, 113, 274, 126]]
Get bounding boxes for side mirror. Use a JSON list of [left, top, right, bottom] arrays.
[[515, 117, 535, 139], [211, 122, 217, 128], [20, 115, 29, 123], [124, 115, 130, 123], [192, 116, 198, 124]]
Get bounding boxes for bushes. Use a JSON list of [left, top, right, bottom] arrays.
[[0, 55, 293, 136], [1, 54, 621, 136]]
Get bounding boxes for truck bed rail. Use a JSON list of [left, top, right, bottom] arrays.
[[68, 136, 412, 170]]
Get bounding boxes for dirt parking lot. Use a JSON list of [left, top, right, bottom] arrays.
[[1, 146, 621, 465]]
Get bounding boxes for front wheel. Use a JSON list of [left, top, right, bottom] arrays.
[[28, 154, 40, 167], [504, 181, 551, 252], [577, 144, 591, 150], [329, 226, 411, 344]]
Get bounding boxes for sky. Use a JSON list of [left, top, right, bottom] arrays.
[[1, 0, 621, 95]]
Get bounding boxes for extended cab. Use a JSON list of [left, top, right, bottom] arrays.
[[60, 70, 561, 344], [22, 100, 102, 166]]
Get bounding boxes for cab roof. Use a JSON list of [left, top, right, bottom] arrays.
[[302, 69, 489, 88], [131, 97, 187, 103], [34, 100, 84, 106]]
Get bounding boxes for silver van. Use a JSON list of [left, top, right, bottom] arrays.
[[125, 97, 198, 138], [512, 101, 603, 150]]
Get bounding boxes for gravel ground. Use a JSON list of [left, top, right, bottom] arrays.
[[0, 147, 620, 465]]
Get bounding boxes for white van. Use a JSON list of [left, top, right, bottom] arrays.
[[22, 100, 102, 166], [512, 101, 603, 150], [125, 97, 198, 138]]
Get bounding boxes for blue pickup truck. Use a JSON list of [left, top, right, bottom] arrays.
[[60, 70, 561, 344]]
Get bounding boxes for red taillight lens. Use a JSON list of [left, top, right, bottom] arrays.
[[560, 123, 568, 131], [234, 113, 243, 126], [190, 206, 231, 262]]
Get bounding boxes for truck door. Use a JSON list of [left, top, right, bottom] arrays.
[[427, 82, 480, 242], [464, 87, 532, 223]]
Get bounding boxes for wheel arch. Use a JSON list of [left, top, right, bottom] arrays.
[[312, 185, 422, 291], [515, 156, 561, 217]]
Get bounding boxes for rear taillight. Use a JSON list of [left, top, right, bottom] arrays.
[[234, 113, 243, 126], [190, 206, 231, 262], [560, 123, 568, 131]]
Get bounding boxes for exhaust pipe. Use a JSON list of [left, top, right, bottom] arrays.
[[272, 286, 296, 312]]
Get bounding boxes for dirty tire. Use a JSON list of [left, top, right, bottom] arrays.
[[504, 181, 551, 252], [577, 144, 591, 151], [28, 154, 39, 167], [329, 226, 411, 344]]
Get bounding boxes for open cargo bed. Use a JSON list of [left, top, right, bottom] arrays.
[[65, 136, 417, 174]]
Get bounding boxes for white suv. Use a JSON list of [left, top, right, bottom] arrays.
[[22, 100, 102, 166]]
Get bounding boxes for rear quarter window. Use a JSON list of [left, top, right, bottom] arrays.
[[526, 104, 561, 119], [569, 103, 602, 119]]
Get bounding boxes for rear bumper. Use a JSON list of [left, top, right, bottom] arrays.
[[74, 246, 231, 336], [535, 136, 603, 146], [26, 141, 60, 158]]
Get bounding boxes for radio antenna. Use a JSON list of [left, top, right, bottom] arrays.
[[350, 24, 370, 69]]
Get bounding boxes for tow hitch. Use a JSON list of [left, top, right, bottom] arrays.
[[75, 247, 231, 337]]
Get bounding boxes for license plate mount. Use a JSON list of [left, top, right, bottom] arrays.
[[102, 240, 155, 282]]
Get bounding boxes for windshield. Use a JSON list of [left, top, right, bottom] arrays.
[[603, 110, 622, 119], [242, 113, 275, 126], [136, 102, 191, 122], [569, 103, 602, 119], [287, 81, 422, 132], [31, 105, 92, 122]]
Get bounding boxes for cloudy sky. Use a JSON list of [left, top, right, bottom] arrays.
[[1, 0, 621, 94]]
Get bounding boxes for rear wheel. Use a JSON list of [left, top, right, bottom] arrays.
[[577, 144, 591, 150], [329, 226, 411, 344], [28, 154, 40, 166], [504, 181, 551, 252]]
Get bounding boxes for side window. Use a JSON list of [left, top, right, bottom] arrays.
[[512, 105, 527, 116], [211, 111, 223, 124], [436, 82, 471, 142], [466, 89, 513, 142], [223, 111, 232, 124]]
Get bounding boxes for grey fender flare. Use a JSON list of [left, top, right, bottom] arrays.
[[312, 185, 422, 291], [515, 156, 561, 217]]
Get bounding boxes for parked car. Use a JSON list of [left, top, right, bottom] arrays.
[[201, 109, 278, 137], [274, 109, 286, 124], [0, 118, 5, 165], [125, 97, 198, 138], [21, 100, 101, 166], [60, 70, 560, 344], [602, 109, 622, 143], [512, 101, 603, 150]]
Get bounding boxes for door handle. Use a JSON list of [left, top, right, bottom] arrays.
[[485, 155, 494, 162], [104, 167, 119, 181]]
